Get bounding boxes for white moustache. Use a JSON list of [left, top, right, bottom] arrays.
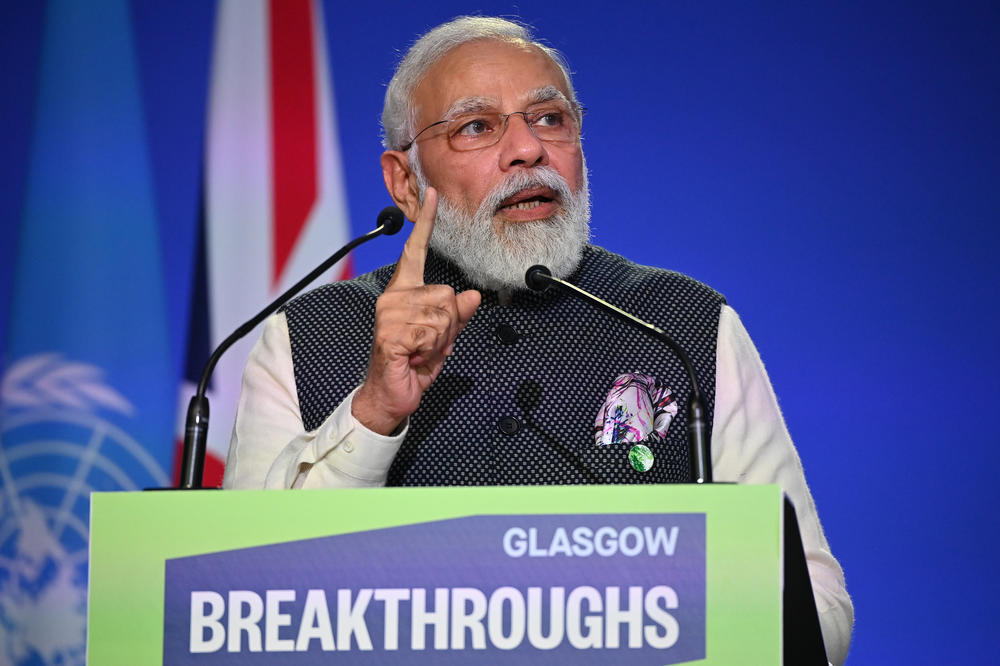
[[484, 167, 574, 216]]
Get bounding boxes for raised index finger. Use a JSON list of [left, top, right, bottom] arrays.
[[388, 187, 438, 289]]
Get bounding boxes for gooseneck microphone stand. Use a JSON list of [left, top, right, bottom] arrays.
[[525, 265, 712, 483], [178, 207, 405, 489]]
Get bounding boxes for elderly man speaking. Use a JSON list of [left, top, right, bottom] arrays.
[[223, 16, 853, 663]]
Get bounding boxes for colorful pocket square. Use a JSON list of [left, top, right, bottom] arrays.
[[595, 372, 678, 446]]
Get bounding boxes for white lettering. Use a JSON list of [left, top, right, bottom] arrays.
[[594, 527, 618, 556], [374, 588, 409, 650], [336, 588, 373, 651], [295, 589, 335, 651], [644, 585, 679, 648], [487, 587, 525, 649], [187, 582, 686, 654], [604, 586, 644, 648], [450, 587, 487, 649], [566, 586, 603, 649], [264, 590, 295, 652], [411, 587, 449, 650], [227, 591, 263, 652], [189, 591, 225, 653], [548, 528, 572, 556], [645, 526, 679, 556], [528, 528, 547, 557], [526, 586, 564, 650], [503, 527, 527, 557], [618, 527, 644, 557], [505, 525, 681, 558], [571, 527, 594, 556]]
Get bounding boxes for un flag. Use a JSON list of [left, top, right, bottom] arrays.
[[1, 1, 174, 663]]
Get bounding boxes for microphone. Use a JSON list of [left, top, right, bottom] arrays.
[[376, 205, 405, 235], [524, 265, 712, 483], [178, 206, 406, 489]]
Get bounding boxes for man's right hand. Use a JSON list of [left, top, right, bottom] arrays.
[[352, 187, 482, 436]]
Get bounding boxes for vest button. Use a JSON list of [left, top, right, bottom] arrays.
[[497, 415, 521, 436], [495, 323, 519, 345]]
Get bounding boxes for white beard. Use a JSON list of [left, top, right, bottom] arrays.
[[413, 159, 591, 292]]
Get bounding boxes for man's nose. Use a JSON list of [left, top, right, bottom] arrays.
[[498, 113, 548, 170]]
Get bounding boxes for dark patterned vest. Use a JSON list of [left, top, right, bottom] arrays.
[[283, 245, 725, 486]]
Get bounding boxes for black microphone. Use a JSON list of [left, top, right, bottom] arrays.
[[178, 206, 406, 489], [524, 264, 712, 484], [375, 205, 405, 235]]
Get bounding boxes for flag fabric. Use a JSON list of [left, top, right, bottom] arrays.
[[0, 1, 174, 663], [178, 0, 352, 486]]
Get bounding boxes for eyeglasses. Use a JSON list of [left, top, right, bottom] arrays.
[[400, 102, 583, 152]]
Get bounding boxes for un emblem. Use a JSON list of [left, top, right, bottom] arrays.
[[0, 354, 169, 665]]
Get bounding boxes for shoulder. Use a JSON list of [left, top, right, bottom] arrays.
[[576, 245, 727, 310]]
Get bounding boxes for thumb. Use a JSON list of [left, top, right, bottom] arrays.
[[455, 289, 482, 326]]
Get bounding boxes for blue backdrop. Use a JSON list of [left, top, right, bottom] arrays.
[[1, 2, 997, 663]]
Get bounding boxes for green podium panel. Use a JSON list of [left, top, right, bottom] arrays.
[[89, 484, 783, 664]]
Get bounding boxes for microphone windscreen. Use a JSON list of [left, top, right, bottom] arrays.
[[377, 206, 405, 235], [524, 264, 552, 291]]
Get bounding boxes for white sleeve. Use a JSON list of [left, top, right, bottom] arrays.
[[712, 304, 854, 665], [222, 312, 406, 490]]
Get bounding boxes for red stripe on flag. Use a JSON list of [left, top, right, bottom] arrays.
[[270, 0, 317, 288], [337, 253, 354, 282]]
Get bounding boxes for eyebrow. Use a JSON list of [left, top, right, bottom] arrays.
[[442, 96, 498, 119], [441, 87, 572, 120], [526, 85, 571, 106]]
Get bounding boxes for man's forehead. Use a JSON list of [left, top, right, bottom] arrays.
[[414, 40, 570, 118]]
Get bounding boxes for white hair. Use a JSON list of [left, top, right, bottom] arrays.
[[381, 16, 580, 150]]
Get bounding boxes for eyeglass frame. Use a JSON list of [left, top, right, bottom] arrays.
[[398, 101, 585, 152]]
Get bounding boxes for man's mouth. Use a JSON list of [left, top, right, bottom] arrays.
[[507, 199, 546, 211], [496, 187, 559, 214]]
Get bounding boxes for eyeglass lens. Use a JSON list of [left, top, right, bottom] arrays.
[[445, 104, 579, 151]]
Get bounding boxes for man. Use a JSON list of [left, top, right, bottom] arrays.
[[224, 16, 852, 663]]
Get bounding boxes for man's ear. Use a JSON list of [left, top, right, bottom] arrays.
[[380, 151, 421, 221]]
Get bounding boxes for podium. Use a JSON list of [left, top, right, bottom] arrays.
[[88, 484, 825, 664]]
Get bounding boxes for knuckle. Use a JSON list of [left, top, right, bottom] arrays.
[[421, 284, 457, 302], [409, 326, 429, 345], [420, 303, 445, 320]]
